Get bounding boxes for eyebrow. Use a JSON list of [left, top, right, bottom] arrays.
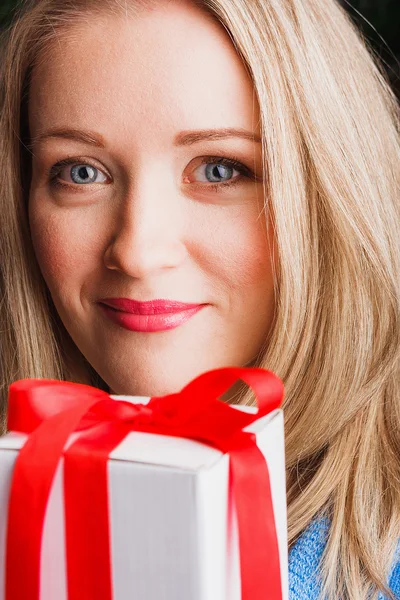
[[29, 128, 107, 150], [174, 128, 262, 145], [30, 126, 261, 149]]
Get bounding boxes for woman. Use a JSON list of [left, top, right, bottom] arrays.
[[0, 0, 399, 598]]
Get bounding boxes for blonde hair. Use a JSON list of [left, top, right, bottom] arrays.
[[1, 0, 399, 598]]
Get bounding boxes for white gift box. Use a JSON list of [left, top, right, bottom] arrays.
[[0, 396, 288, 600]]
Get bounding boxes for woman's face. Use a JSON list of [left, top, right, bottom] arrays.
[[28, 0, 277, 396]]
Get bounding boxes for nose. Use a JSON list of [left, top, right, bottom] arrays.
[[103, 177, 187, 279]]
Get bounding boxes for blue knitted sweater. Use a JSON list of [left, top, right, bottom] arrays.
[[288, 516, 400, 599]]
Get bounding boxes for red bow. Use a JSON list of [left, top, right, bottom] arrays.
[[5, 367, 284, 600]]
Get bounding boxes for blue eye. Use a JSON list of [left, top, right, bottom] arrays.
[[202, 163, 236, 183], [70, 165, 99, 184], [49, 160, 108, 186], [186, 156, 258, 191]]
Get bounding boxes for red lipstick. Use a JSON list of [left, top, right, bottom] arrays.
[[98, 298, 206, 332]]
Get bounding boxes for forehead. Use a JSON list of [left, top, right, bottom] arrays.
[[28, 3, 260, 145]]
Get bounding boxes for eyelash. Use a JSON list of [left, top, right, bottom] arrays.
[[47, 155, 259, 193]]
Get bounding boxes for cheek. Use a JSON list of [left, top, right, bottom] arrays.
[[209, 208, 275, 293], [28, 196, 98, 293]]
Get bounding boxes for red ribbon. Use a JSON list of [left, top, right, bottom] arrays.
[[5, 367, 284, 600]]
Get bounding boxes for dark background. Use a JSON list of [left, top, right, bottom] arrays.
[[0, 0, 399, 97]]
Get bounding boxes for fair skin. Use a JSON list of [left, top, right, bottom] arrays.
[[28, 0, 277, 397]]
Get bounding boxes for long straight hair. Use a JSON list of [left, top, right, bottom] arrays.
[[1, 1, 399, 598]]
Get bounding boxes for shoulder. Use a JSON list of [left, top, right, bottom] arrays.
[[388, 545, 400, 598], [288, 516, 400, 599], [288, 515, 329, 599]]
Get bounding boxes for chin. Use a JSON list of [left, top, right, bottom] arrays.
[[95, 352, 232, 398]]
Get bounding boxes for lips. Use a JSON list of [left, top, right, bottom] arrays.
[[98, 298, 206, 332], [99, 298, 203, 314]]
